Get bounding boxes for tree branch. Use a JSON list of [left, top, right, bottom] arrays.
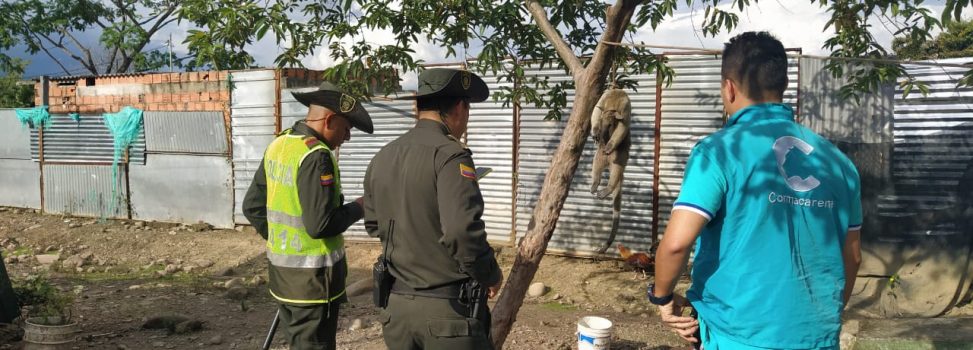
[[140, 13, 162, 26], [587, 0, 639, 84], [106, 46, 120, 73], [42, 33, 95, 74], [113, 0, 141, 25], [30, 38, 73, 76], [29, 28, 95, 74], [118, 3, 178, 72], [524, 0, 583, 79], [60, 28, 98, 74]]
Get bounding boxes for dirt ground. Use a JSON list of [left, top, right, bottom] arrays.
[[0, 208, 691, 350]]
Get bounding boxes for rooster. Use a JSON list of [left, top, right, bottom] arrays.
[[617, 243, 653, 280]]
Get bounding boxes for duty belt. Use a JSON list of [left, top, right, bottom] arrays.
[[390, 280, 467, 299]]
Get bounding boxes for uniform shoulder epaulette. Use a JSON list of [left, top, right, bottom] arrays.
[[303, 136, 323, 149]]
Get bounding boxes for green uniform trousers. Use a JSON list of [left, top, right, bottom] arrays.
[[278, 302, 341, 350], [380, 293, 493, 350]]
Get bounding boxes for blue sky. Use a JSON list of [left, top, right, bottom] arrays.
[[9, 0, 964, 88]]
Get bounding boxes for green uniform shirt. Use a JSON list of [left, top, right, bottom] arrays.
[[363, 119, 502, 289]]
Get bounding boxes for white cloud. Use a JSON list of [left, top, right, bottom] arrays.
[[23, 0, 971, 79], [297, 27, 460, 90], [634, 1, 965, 55]]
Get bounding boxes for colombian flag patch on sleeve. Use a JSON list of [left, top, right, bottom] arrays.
[[460, 164, 476, 180], [304, 137, 321, 148], [320, 174, 335, 186]]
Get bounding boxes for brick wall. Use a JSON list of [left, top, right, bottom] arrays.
[[36, 71, 231, 114]]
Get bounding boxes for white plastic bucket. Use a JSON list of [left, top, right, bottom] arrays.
[[577, 316, 612, 350]]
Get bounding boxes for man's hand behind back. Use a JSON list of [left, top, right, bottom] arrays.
[[658, 294, 699, 344]]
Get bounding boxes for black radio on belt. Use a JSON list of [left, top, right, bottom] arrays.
[[373, 220, 395, 308]]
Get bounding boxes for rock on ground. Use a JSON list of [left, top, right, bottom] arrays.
[[528, 282, 547, 297]]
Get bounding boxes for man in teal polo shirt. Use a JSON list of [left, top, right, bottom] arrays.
[[650, 31, 863, 350]]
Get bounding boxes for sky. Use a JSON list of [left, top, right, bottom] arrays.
[[9, 0, 967, 89]]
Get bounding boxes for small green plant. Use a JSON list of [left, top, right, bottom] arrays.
[[12, 275, 73, 325], [540, 301, 579, 312]]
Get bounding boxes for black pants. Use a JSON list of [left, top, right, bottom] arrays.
[[278, 302, 341, 350], [380, 293, 493, 350]]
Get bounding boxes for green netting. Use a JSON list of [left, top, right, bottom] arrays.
[[69, 112, 81, 122], [15, 106, 51, 129], [102, 106, 144, 218]]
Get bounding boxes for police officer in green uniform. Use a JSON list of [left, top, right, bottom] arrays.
[[363, 68, 503, 350], [243, 82, 373, 350]]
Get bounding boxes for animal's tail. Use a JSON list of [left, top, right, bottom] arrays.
[[596, 193, 623, 254]]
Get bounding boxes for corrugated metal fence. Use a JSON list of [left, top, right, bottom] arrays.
[[467, 75, 517, 244], [0, 109, 41, 209], [230, 70, 278, 224], [3, 61, 972, 262], [514, 65, 657, 255], [130, 111, 234, 228], [31, 113, 146, 164]]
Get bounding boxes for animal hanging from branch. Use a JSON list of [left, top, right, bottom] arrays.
[[589, 87, 631, 254]]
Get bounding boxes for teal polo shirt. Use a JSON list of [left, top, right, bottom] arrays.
[[674, 103, 862, 349]]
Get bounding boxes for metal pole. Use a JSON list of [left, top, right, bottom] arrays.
[[262, 309, 280, 350], [39, 76, 49, 212], [168, 34, 173, 72]]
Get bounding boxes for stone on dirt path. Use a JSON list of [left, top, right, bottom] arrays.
[[224, 278, 245, 289], [528, 282, 547, 297], [194, 259, 215, 269], [35, 254, 60, 265]]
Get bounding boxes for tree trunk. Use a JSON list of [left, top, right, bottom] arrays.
[[490, 2, 638, 348], [489, 76, 601, 348]]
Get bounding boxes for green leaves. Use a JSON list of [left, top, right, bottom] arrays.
[[942, 0, 972, 25], [0, 62, 34, 108], [178, 0, 265, 71], [0, 0, 180, 75], [700, 5, 739, 37]]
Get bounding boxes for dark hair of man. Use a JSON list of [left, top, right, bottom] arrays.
[[416, 96, 469, 117], [721, 31, 788, 101]]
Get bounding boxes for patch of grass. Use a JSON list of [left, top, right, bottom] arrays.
[[540, 301, 579, 312], [68, 270, 145, 282], [64, 264, 188, 283], [4, 246, 33, 257]]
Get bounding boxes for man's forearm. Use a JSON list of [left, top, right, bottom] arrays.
[[654, 243, 692, 297], [842, 230, 862, 306], [652, 210, 708, 297], [310, 202, 364, 239]]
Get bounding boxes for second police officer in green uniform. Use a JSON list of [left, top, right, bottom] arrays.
[[363, 68, 503, 350], [243, 82, 373, 350]]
